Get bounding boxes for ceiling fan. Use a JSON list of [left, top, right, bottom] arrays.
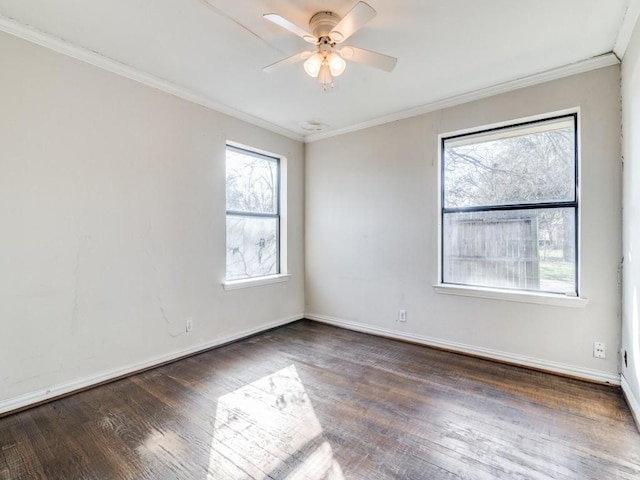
[[263, 1, 397, 90]]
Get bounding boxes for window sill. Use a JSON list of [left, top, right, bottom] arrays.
[[223, 274, 291, 291], [433, 284, 588, 308]]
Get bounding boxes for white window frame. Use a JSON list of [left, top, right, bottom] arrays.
[[434, 110, 587, 308], [223, 142, 290, 291]]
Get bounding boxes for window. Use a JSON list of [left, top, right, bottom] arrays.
[[440, 114, 578, 296], [226, 145, 280, 281]]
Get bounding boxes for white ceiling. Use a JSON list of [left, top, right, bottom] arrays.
[[0, 0, 635, 141]]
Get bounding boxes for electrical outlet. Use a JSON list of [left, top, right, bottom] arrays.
[[399, 310, 407, 322], [594, 341, 605, 359], [186, 317, 193, 333]]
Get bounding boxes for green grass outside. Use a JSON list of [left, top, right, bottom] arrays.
[[539, 249, 574, 282]]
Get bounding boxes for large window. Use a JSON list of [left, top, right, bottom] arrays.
[[226, 145, 280, 281], [441, 114, 578, 295]]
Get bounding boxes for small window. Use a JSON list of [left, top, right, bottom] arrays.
[[440, 114, 578, 295], [226, 145, 280, 281]]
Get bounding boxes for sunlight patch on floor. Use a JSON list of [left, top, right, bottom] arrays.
[[207, 364, 344, 479], [136, 430, 186, 460]]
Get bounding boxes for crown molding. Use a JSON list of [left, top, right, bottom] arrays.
[[614, 0, 640, 58], [0, 14, 623, 146], [305, 53, 620, 143], [0, 14, 304, 143]]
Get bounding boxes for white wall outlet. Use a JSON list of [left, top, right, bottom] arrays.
[[399, 310, 407, 322], [594, 341, 605, 359], [185, 317, 193, 333]]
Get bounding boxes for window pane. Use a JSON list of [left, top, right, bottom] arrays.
[[226, 148, 278, 214], [443, 208, 576, 294], [226, 216, 278, 280], [444, 118, 575, 208]]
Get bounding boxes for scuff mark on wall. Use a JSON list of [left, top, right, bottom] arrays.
[[157, 296, 185, 338], [158, 297, 170, 325]]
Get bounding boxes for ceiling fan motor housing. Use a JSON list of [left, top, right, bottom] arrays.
[[309, 11, 341, 39]]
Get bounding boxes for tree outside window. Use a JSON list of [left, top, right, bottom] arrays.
[[226, 145, 280, 280]]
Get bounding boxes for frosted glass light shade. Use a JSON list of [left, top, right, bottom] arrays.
[[318, 63, 333, 86], [304, 53, 323, 77], [327, 52, 346, 76]]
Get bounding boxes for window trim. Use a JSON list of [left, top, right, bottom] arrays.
[[224, 143, 283, 283], [223, 273, 292, 291], [435, 110, 585, 304], [433, 283, 588, 308]]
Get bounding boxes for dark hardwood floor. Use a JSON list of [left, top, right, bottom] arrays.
[[1, 319, 639, 479]]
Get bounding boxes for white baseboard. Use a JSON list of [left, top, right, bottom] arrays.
[[305, 313, 621, 385], [622, 375, 640, 431], [0, 313, 304, 415]]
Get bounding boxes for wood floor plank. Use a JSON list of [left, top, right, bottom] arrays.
[[2, 418, 49, 480], [1, 319, 639, 479]]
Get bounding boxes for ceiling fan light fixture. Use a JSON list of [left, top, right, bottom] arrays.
[[328, 52, 346, 76], [318, 62, 334, 90], [304, 53, 323, 77]]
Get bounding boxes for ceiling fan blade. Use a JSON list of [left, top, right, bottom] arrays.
[[263, 51, 314, 74], [264, 13, 317, 43], [329, 1, 376, 43], [338, 46, 397, 72]]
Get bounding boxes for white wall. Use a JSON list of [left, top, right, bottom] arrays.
[[0, 32, 304, 413], [622, 16, 640, 423], [306, 66, 622, 383]]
